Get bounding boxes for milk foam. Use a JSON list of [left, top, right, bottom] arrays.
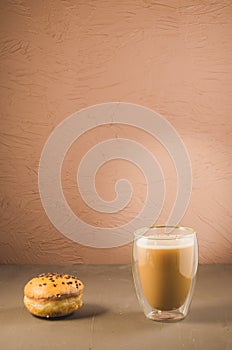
[[136, 236, 194, 250]]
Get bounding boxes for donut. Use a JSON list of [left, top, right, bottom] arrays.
[[24, 272, 84, 318]]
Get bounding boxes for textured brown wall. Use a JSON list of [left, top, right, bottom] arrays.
[[0, 0, 232, 264]]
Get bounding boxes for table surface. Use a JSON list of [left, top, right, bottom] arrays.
[[1, 264, 232, 350]]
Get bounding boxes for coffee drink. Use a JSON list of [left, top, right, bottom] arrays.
[[136, 237, 194, 311]]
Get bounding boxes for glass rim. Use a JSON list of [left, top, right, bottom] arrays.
[[134, 225, 196, 240]]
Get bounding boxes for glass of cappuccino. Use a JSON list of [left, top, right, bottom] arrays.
[[132, 226, 198, 322]]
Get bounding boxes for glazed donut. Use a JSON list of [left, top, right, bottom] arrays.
[[24, 272, 84, 318]]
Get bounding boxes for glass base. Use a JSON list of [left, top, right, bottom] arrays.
[[147, 310, 185, 322]]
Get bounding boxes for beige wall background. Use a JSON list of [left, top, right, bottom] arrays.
[[0, 0, 232, 264]]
